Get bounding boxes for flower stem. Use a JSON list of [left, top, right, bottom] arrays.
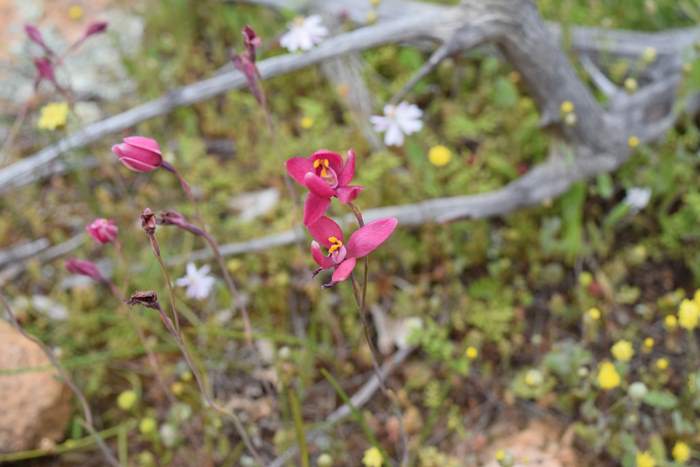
[[347, 203, 409, 465], [0, 292, 121, 467], [201, 231, 253, 345], [151, 300, 263, 465]]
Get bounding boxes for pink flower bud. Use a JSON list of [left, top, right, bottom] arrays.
[[65, 258, 104, 283], [86, 218, 118, 244], [84, 21, 108, 38], [242, 25, 260, 60], [33, 58, 55, 82], [25, 24, 48, 49], [112, 136, 163, 172]]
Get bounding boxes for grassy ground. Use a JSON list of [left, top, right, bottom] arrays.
[[3, 0, 700, 465]]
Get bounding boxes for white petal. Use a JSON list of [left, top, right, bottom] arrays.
[[384, 124, 405, 146], [370, 115, 390, 132]]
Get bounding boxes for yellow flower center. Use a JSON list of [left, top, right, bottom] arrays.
[[328, 236, 343, 254], [313, 158, 330, 177]]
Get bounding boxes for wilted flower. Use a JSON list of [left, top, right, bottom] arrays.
[[611, 340, 634, 362], [597, 361, 621, 390], [672, 441, 691, 464], [231, 26, 266, 108], [33, 58, 57, 87], [624, 187, 651, 213], [308, 216, 398, 287], [65, 258, 104, 282], [86, 218, 118, 244], [362, 447, 383, 467], [280, 15, 328, 52], [678, 298, 699, 330], [112, 136, 163, 172], [370, 102, 423, 147], [628, 381, 648, 400], [176, 263, 216, 300], [286, 149, 363, 225], [37, 102, 69, 130]]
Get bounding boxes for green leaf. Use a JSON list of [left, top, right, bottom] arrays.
[[643, 390, 678, 410]]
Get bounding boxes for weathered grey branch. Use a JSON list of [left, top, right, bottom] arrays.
[[269, 346, 414, 467]]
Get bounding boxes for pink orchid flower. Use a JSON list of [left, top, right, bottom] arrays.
[[86, 218, 118, 244], [308, 216, 398, 286], [112, 136, 163, 172], [286, 149, 363, 225]]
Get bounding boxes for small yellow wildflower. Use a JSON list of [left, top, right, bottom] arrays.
[[181, 371, 193, 382], [560, 100, 574, 114], [578, 272, 593, 287], [139, 417, 157, 435], [611, 340, 634, 362], [665, 314, 678, 330], [68, 4, 84, 21], [672, 441, 691, 464], [171, 382, 185, 396], [636, 451, 655, 467], [300, 116, 314, 129], [625, 78, 638, 93], [642, 47, 657, 64], [628, 136, 640, 148], [597, 361, 621, 390], [643, 337, 654, 350], [428, 145, 452, 167], [117, 390, 138, 410], [37, 102, 69, 130], [587, 307, 601, 321], [678, 299, 699, 330], [495, 450, 506, 461], [465, 346, 478, 360], [362, 447, 383, 467], [656, 357, 669, 370]]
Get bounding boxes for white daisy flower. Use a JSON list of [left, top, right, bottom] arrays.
[[624, 187, 651, 213], [176, 263, 216, 300], [370, 101, 423, 147], [280, 15, 328, 52]]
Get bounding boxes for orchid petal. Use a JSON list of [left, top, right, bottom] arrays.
[[346, 217, 398, 258], [303, 192, 331, 226], [123, 136, 162, 155], [310, 150, 343, 174], [336, 186, 363, 204], [311, 241, 334, 269], [307, 216, 344, 247], [338, 149, 355, 186], [304, 172, 336, 198], [286, 157, 313, 185], [330, 257, 357, 284]]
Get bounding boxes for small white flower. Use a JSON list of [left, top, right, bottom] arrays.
[[624, 187, 651, 212], [280, 15, 328, 52], [370, 101, 423, 147], [176, 263, 216, 300]]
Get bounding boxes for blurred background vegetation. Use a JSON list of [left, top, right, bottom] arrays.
[[3, 0, 700, 465]]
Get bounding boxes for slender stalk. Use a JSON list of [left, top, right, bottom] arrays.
[[348, 202, 409, 466], [160, 161, 202, 223], [133, 297, 263, 466], [138, 226, 262, 464], [201, 231, 253, 344], [0, 293, 121, 467]]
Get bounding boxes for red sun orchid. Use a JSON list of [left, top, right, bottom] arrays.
[[308, 216, 397, 286], [286, 149, 363, 225], [86, 218, 118, 244]]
